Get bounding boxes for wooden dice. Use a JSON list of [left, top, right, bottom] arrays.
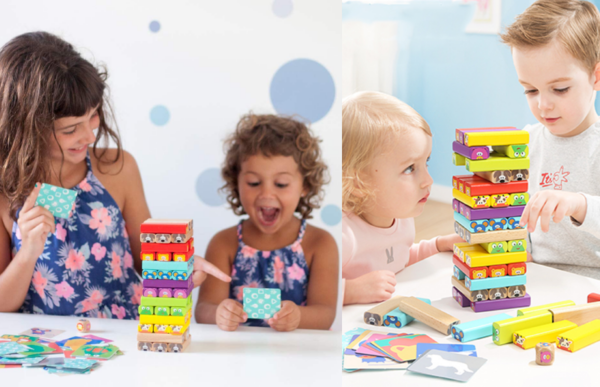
[[535, 342, 555, 365]]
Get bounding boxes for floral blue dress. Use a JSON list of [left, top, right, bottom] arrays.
[[13, 153, 142, 319], [230, 219, 310, 327]]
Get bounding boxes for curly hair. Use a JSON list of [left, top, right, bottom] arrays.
[[0, 32, 122, 220], [221, 114, 328, 219]]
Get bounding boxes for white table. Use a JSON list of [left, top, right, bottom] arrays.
[[0, 313, 339, 386], [342, 252, 600, 386]]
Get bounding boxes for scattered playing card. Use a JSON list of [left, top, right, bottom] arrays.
[[408, 349, 487, 382], [0, 342, 31, 356], [416, 343, 477, 359], [20, 327, 65, 339]]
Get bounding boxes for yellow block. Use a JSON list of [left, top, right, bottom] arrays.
[[493, 311, 553, 345], [453, 153, 466, 166], [513, 320, 577, 349], [139, 310, 191, 326], [456, 244, 527, 267], [517, 301, 576, 316], [463, 130, 529, 147], [453, 243, 480, 261], [557, 320, 600, 352], [453, 189, 490, 209]]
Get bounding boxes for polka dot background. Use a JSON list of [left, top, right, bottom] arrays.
[[272, 0, 293, 18], [195, 168, 226, 207], [149, 20, 160, 33], [149, 105, 170, 126]]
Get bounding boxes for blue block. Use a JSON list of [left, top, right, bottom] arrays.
[[506, 217, 523, 230], [382, 297, 431, 328], [453, 266, 465, 280], [465, 274, 527, 291], [454, 212, 488, 233], [451, 313, 513, 342]]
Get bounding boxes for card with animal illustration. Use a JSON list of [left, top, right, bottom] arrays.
[[243, 288, 281, 319], [371, 334, 437, 362], [71, 344, 120, 360], [343, 334, 410, 371], [355, 333, 411, 357], [416, 343, 477, 358], [20, 327, 65, 339], [408, 349, 487, 382]]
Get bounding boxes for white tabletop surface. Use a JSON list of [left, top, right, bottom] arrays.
[[0, 312, 340, 387], [342, 252, 600, 386]]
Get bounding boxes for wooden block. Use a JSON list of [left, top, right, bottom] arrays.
[[492, 311, 553, 345], [140, 219, 193, 234], [141, 238, 194, 253], [550, 302, 600, 326], [588, 293, 600, 303], [463, 130, 529, 147], [137, 328, 190, 345], [173, 288, 190, 299], [451, 313, 512, 342], [453, 265, 466, 280], [472, 293, 531, 313], [464, 247, 527, 267], [492, 144, 529, 159], [536, 342, 555, 365], [452, 286, 472, 307], [454, 212, 491, 233], [465, 274, 526, 291], [139, 310, 191, 326], [364, 296, 405, 326], [453, 198, 460, 213], [139, 305, 154, 315], [140, 295, 192, 308], [156, 252, 172, 262], [138, 323, 154, 333], [465, 154, 530, 173], [142, 258, 194, 272], [451, 276, 489, 302], [513, 320, 578, 350], [506, 217, 523, 230], [142, 334, 192, 353], [461, 175, 528, 196], [481, 241, 508, 254], [556, 320, 600, 352], [170, 268, 192, 281], [173, 248, 195, 262], [158, 288, 173, 298], [508, 285, 527, 298], [490, 194, 510, 208], [452, 141, 490, 160], [455, 127, 518, 144], [507, 193, 529, 206], [454, 221, 528, 244], [171, 228, 193, 244], [517, 301, 576, 316], [488, 265, 507, 278], [382, 298, 431, 328], [141, 252, 155, 261], [140, 233, 156, 243], [143, 278, 193, 289], [474, 169, 529, 184], [155, 306, 170, 316], [143, 288, 158, 297], [155, 233, 172, 244], [397, 297, 460, 335], [453, 189, 490, 209], [154, 324, 171, 333], [508, 263, 527, 276], [453, 152, 466, 166], [507, 239, 527, 253], [453, 255, 487, 280], [488, 287, 508, 300]]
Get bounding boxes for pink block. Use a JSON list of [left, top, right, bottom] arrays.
[[143, 288, 157, 297], [158, 288, 173, 298], [173, 289, 190, 299]]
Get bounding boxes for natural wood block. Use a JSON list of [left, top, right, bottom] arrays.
[[397, 297, 460, 335], [363, 296, 405, 326], [550, 302, 600, 326]]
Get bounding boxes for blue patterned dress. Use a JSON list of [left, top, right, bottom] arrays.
[[230, 219, 310, 327], [12, 153, 142, 320]]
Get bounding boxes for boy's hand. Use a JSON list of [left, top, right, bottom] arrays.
[[216, 299, 246, 331], [436, 234, 464, 252], [192, 255, 232, 288], [345, 270, 396, 305], [268, 301, 301, 332], [519, 191, 587, 233], [17, 183, 56, 260]]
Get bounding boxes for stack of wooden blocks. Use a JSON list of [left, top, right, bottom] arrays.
[[451, 127, 531, 313], [137, 219, 195, 353]]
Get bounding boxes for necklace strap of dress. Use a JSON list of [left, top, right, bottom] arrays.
[[236, 220, 244, 242], [296, 219, 307, 243]]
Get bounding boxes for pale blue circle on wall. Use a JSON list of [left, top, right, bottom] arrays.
[[320, 204, 342, 226], [149, 21, 161, 33], [270, 59, 335, 123], [273, 0, 293, 18], [196, 168, 226, 207], [150, 105, 170, 126]]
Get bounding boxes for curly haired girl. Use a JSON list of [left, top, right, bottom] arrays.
[[196, 114, 338, 331]]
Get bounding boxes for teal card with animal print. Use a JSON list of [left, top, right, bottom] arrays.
[[35, 183, 77, 219], [243, 288, 281, 319]]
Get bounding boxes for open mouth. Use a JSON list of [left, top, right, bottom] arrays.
[[69, 145, 87, 153], [257, 206, 280, 226], [543, 117, 559, 123], [419, 193, 430, 203]]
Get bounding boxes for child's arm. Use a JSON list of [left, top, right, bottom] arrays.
[[0, 185, 56, 312], [268, 226, 338, 331]]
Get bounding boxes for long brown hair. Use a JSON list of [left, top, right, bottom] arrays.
[[0, 32, 123, 220]]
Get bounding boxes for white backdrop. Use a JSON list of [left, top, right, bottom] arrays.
[[0, 0, 342, 329]]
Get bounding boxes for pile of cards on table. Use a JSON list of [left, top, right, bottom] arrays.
[[0, 330, 122, 375], [343, 327, 487, 382]]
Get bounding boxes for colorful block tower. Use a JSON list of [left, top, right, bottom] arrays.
[[450, 127, 531, 312], [137, 219, 194, 352]]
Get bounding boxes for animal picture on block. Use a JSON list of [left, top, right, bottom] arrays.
[[407, 349, 487, 383], [243, 288, 281, 319]]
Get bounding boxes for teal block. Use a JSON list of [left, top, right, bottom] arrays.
[[382, 297, 431, 328], [243, 288, 281, 319], [488, 218, 508, 231], [453, 266, 465, 280], [451, 313, 513, 342], [465, 274, 527, 291], [170, 267, 192, 280], [506, 217, 523, 230], [454, 212, 488, 233], [142, 258, 194, 272], [34, 183, 77, 219]]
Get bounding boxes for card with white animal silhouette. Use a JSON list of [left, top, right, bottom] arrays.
[[243, 288, 281, 319], [416, 343, 477, 358], [343, 333, 411, 370], [371, 334, 437, 363], [34, 183, 78, 219], [408, 349, 487, 382], [20, 327, 65, 339]]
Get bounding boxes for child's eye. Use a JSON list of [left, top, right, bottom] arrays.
[[275, 183, 289, 188], [63, 128, 77, 135], [403, 165, 415, 174], [524, 89, 537, 95], [555, 87, 569, 94], [247, 182, 260, 187]]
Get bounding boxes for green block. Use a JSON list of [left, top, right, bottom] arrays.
[[140, 295, 192, 308], [155, 306, 170, 316], [138, 305, 154, 315]]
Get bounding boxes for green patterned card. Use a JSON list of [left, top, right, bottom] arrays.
[[243, 288, 281, 319], [35, 183, 77, 219]]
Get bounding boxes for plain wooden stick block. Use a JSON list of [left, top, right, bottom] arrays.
[[451, 313, 512, 342], [455, 127, 518, 144], [463, 130, 529, 147], [465, 154, 530, 173], [454, 221, 528, 244], [140, 219, 193, 234], [492, 144, 529, 158], [556, 320, 600, 352], [517, 300, 576, 316], [492, 310, 553, 345], [453, 189, 490, 209], [465, 274, 527, 292], [472, 293, 531, 313], [513, 320, 578, 350], [397, 297, 460, 335], [451, 276, 489, 302], [452, 141, 490, 160], [550, 302, 600, 326], [588, 293, 600, 303], [382, 298, 431, 328], [474, 169, 529, 184], [452, 286, 472, 307], [364, 296, 405, 326], [137, 328, 190, 344]]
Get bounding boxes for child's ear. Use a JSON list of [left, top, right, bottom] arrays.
[[593, 62, 600, 91]]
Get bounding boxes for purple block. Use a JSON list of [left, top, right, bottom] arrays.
[[143, 278, 193, 289], [453, 199, 460, 213], [158, 288, 173, 298], [452, 141, 490, 160], [462, 205, 525, 221], [452, 287, 472, 307], [471, 294, 531, 312], [457, 127, 518, 144], [173, 288, 190, 298], [143, 288, 157, 297]]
